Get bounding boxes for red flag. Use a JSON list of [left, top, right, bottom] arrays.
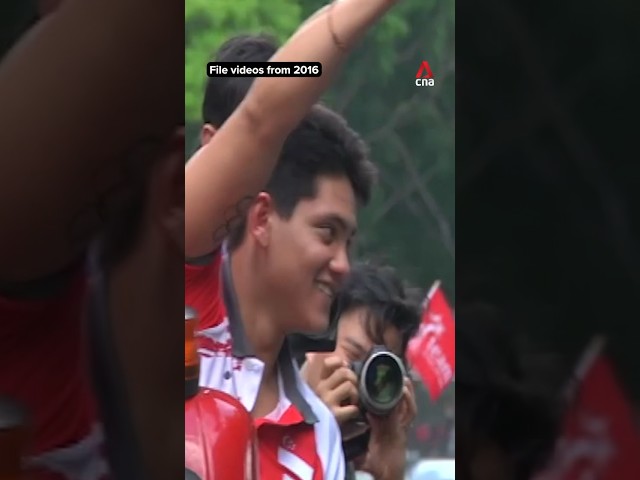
[[406, 281, 455, 400], [535, 339, 640, 480]]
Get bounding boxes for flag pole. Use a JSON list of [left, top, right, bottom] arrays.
[[422, 279, 442, 310], [562, 335, 607, 403]]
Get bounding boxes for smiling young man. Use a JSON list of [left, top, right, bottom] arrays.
[[184, 0, 403, 477], [187, 100, 376, 479], [188, 111, 374, 477]]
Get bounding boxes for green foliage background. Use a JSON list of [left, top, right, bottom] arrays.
[[186, 0, 455, 457]]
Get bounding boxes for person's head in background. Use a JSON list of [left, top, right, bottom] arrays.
[[329, 263, 421, 365], [300, 263, 421, 475], [300, 263, 421, 406], [200, 34, 278, 146], [455, 303, 562, 480]]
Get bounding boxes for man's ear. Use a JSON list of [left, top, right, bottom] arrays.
[[245, 192, 275, 248], [148, 128, 184, 256], [200, 124, 217, 147]]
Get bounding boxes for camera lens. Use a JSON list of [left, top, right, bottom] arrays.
[[362, 352, 404, 412]]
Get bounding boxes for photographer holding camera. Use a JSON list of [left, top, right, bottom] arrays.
[[300, 263, 421, 480]]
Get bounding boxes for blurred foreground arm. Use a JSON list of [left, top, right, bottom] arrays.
[[0, 0, 183, 282], [185, 0, 399, 257]]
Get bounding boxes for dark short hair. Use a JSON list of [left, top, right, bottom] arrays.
[[330, 263, 422, 361], [226, 104, 377, 250], [202, 34, 278, 127]]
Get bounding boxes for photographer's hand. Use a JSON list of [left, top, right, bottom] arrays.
[[302, 353, 361, 425], [358, 378, 417, 480]]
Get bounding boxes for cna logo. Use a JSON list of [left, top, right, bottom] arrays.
[[415, 60, 434, 87]]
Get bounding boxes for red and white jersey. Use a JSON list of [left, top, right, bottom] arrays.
[[185, 249, 345, 480], [0, 269, 109, 479]]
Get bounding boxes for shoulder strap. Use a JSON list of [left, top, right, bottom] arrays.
[[86, 241, 148, 480]]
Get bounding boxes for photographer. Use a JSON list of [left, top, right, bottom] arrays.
[[301, 263, 421, 480]]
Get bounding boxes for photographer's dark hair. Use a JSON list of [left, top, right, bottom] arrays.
[[331, 263, 421, 362], [226, 104, 377, 250], [202, 34, 278, 127], [455, 303, 564, 480]]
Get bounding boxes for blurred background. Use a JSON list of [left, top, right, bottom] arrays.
[[456, 0, 640, 405], [186, 0, 455, 476], [455, 0, 640, 477]]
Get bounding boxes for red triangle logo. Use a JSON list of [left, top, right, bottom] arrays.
[[416, 61, 434, 79]]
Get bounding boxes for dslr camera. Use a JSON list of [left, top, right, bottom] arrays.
[[350, 345, 407, 416], [342, 345, 407, 460], [288, 335, 407, 416], [289, 333, 408, 461]]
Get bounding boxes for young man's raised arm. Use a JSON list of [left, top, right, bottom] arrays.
[[0, 0, 183, 282], [185, 0, 398, 257]]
